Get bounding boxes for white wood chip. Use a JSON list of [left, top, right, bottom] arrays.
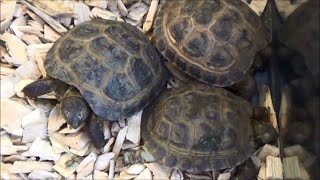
[[29, 137, 60, 161], [1, 134, 28, 155], [127, 2, 148, 21], [117, 0, 128, 16], [21, 34, 42, 45], [2, 155, 27, 163], [218, 172, 231, 180], [26, 43, 53, 62], [275, 0, 307, 19], [51, 131, 90, 151], [44, 25, 61, 42], [76, 152, 98, 179], [126, 163, 146, 175], [111, 121, 121, 133], [48, 104, 66, 132], [93, 170, 109, 179], [0, 78, 16, 99], [103, 136, 115, 153], [266, 156, 283, 180], [59, 124, 84, 134], [0, 0, 16, 21], [91, 7, 117, 20], [95, 152, 115, 171], [112, 126, 128, 160], [144, 163, 172, 179], [20, 0, 68, 34], [59, 16, 72, 27], [53, 153, 79, 178], [143, 0, 158, 32], [258, 162, 266, 180], [13, 4, 26, 18], [28, 170, 60, 180], [104, 121, 112, 140], [49, 135, 69, 154], [135, 167, 152, 180], [18, 25, 43, 38], [70, 143, 91, 157], [116, 171, 138, 180], [21, 108, 47, 128], [25, 9, 45, 25], [126, 111, 142, 144], [242, 0, 268, 16], [22, 122, 47, 143], [31, 0, 74, 17], [108, 0, 119, 13], [0, 99, 32, 136], [74, 1, 91, 25], [10, 15, 27, 38], [0, 32, 28, 65], [15, 60, 42, 80], [108, 159, 115, 179], [10, 161, 53, 173], [85, 0, 108, 9]]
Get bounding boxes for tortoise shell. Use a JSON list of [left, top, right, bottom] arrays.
[[152, 0, 270, 86], [44, 18, 167, 120], [279, 0, 319, 76], [141, 84, 254, 171]]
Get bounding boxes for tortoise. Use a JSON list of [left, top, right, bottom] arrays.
[[123, 84, 277, 172], [152, 0, 270, 89], [22, 18, 167, 147]]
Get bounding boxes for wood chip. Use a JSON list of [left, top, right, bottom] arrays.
[[93, 170, 109, 179], [26, 43, 53, 62], [144, 163, 172, 179], [143, 0, 158, 32], [2, 155, 27, 163], [13, 4, 27, 18], [258, 162, 266, 180], [49, 135, 69, 154], [218, 172, 231, 180], [26, 9, 45, 25], [10, 161, 53, 174], [48, 104, 66, 132], [44, 25, 61, 42], [70, 142, 91, 157], [127, 2, 148, 22], [266, 156, 283, 180], [0, 78, 16, 99], [73, 1, 91, 25], [242, 0, 268, 16], [275, 0, 308, 19], [18, 25, 43, 38], [170, 169, 183, 180], [0, 133, 28, 155], [1, 32, 28, 65], [15, 60, 42, 80], [20, 0, 67, 34], [103, 136, 115, 153], [22, 121, 47, 143], [116, 0, 128, 16], [112, 126, 128, 161], [85, 0, 108, 9], [91, 7, 117, 20], [52, 131, 90, 151], [10, 15, 27, 38], [126, 163, 146, 175], [284, 145, 316, 168], [0, 0, 16, 21], [76, 152, 97, 179], [135, 167, 152, 180], [29, 137, 60, 161], [1, 99, 33, 136], [21, 34, 42, 45], [53, 153, 79, 178], [95, 152, 115, 171], [108, 160, 115, 179], [258, 144, 280, 162], [299, 163, 310, 180], [283, 156, 301, 180], [28, 170, 60, 180], [126, 111, 142, 144], [59, 124, 84, 134], [259, 85, 278, 131], [32, 0, 74, 17], [115, 171, 138, 180]]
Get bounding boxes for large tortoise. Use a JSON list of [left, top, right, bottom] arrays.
[[124, 84, 277, 171], [23, 18, 167, 147], [152, 0, 270, 87]]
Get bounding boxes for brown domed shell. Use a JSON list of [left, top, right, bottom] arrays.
[[153, 0, 270, 86], [141, 84, 254, 171], [45, 19, 167, 120]]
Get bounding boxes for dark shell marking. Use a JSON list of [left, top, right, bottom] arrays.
[[44, 19, 167, 120], [153, 0, 270, 86], [142, 84, 254, 171]]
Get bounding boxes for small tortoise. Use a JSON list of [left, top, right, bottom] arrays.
[[23, 19, 167, 147], [124, 84, 277, 171], [152, 0, 270, 87]]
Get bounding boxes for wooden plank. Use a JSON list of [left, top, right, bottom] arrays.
[[266, 156, 283, 180], [283, 156, 301, 180]]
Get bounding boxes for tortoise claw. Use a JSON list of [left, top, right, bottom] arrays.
[[86, 114, 106, 149]]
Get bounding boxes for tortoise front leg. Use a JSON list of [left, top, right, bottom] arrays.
[[61, 87, 91, 129]]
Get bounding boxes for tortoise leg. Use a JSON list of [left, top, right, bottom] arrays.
[[22, 77, 69, 99], [61, 87, 91, 129], [251, 120, 278, 147], [86, 113, 106, 149]]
